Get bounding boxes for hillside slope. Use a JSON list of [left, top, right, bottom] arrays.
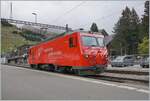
[[1, 25, 37, 54]]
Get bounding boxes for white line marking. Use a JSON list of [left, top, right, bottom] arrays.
[[6, 65, 149, 94], [117, 85, 136, 90], [50, 73, 149, 94], [136, 89, 150, 93]]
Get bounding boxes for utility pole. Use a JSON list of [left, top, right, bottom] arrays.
[[66, 24, 68, 32], [120, 43, 123, 56], [32, 13, 37, 23], [124, 47, 127, 55], [10, 2, 13, 19]]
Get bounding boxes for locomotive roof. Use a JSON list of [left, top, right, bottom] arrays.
[[80, 33, 104, 38], [30, 31, 104, 48]]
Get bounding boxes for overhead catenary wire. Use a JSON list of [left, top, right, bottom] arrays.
[[57, 5, 119, 30], [55, 3, 144, 32], [50, 1, 86, 24], [81, 3, 144, 31]]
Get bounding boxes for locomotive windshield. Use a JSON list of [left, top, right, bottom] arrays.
[[97, 37, 104, 47], [82, 36, 104, 47]]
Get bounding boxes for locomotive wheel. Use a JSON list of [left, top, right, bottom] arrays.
[[30, 64, 34, 68], [63, 66, 72, 73], [48, 64, 55, 72], [30, 64, 36, 68], [73, 69, 81, 75], [37, 64, 43, 70]]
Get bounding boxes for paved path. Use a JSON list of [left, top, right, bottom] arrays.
[[1, 65, 149, 100]]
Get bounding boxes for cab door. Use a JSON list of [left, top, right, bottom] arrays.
[[68, 35, 79, 65]]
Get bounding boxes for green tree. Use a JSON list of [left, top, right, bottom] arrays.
[[139, 1, 149, 40], [137, 1, 149, 54], [129, 8, 140, 54], [112, 6, 140, 55], [138, 37, 149, 54], [99, 29, 109, 36], [142, 1, 149, 35], [112, 7, 131, 55], [90, 22, 99, 32]]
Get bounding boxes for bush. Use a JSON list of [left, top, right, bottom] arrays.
[[1, 21, 13, 27], [138, 36, 149, 54], [12, 31, 18, 34]]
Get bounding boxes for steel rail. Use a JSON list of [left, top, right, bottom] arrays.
[[3, 63, 149, 85]]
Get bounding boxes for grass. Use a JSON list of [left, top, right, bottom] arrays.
[[1, 25, 37, 54]]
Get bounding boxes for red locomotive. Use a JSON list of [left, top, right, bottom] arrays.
[[28, 32, 108, 75]]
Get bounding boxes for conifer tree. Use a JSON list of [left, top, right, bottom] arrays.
[[112, 6, 140, 55], [90, 23, 99, 32]]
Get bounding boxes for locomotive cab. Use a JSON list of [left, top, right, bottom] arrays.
[[76, 33, 108, 75]]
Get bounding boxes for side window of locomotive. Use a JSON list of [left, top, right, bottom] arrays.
[[69, 37, 74, 48]]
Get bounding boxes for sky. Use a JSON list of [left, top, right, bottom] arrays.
[[1, 1, 146, 35]]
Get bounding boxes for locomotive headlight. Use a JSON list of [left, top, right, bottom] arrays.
[[105, 54, 108, 58], [83, 54, 89, 58]]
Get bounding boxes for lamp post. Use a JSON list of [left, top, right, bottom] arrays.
[[10, 2, 13, 19], [32, 13, 37, 23]]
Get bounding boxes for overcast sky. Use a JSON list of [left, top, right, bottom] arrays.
[[1, 1, 146, 34]]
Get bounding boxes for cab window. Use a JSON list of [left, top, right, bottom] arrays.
[[69, 37, 74, 48], [82, 36, 98, 47]]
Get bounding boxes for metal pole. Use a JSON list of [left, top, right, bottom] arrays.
[[10, 2, 13, 19], [121, 47, 123, 56], [35, 14, 37, 23], [125, 47, 126, 55], [66, 24, 68, 32], [32, 13, 37, 23], [120, 43, 122, 56]]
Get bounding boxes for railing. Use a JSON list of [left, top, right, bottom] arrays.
[[1, 18, 72, 31]]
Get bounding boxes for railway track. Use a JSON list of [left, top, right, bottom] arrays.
[[105, 69, 149, 75], [86, 74, 149, 85], [4, 63, 149, 86]]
